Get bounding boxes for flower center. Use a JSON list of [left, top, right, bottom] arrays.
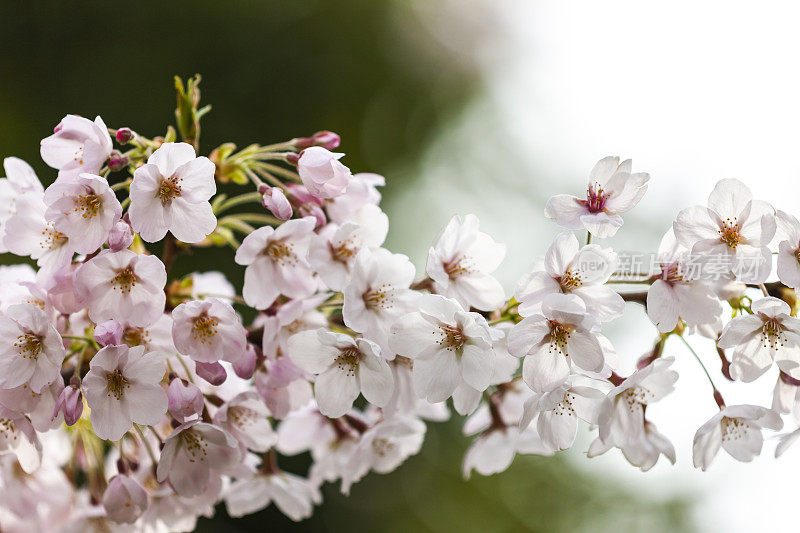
[[372, 437, 395, 457], [364, 285, 393, 311], [192, 313, 219, 344], [181, 430, 209, 462], [111, 266, 137, 293], [585, 184, 607, 213], [721, 417, 748, 442], [660, 262, 684, 284], [444, 257, 472, 280], [547, 321, 572, 356], [718, 218, 742, 249], [335, 347, 361, 377], [761, 318, 787, 350], [331, 238, 357, 263], [106, 369, 129, 400], [621, 386, 653, 412], [558, 271, 582, 290], [122, 327, 147, 347], [553, 392, 577, 416], [264, 241, 296, 266], [73, 193, 102, 219], [156, 175, 182, 205], [437, 323, 466, 352], [40, 225, 68, 251], [13, 333, 43, 360]]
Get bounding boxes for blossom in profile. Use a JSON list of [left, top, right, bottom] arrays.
[[693, 404, 782, 470], [129, 142, 217, 243], [297, 146, 351, 199], [40, 115, 113, 180], [545, 156, 650, 238], [426, 214, 506, 311], [102, 474, 149, 524], [225, 469, 321, 521]]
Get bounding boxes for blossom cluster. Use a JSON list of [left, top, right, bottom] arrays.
[[1, 78, 799, 530]]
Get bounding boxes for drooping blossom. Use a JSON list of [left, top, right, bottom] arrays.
[[544, 156, 650, 238], [82, 344, 168, 441], [102, 474, 149, 524], [693, 404, 782, 470], [43, 173, 122, 254], [673, 178, 775, 283], [235, 217, 317, 309], [343, 247, 416, 356], [775, 210, 800, 289], [389, 295, 495, 406], [514, 231, 622, 321], [426, 214, 506, 311], [156, 420, 242, 497], [717, 296, 800, 382], [129, 142, 217, 243], [646, 228, 722, 333], [75, 250, 167, 327], [166, 378, 204, 423], [171, 298, 247, 364], [507, 294, 605, 392], [40, 115, 113, 179], [296, 146, 351, 199], [0, 157, 43, 253], [0, 405, 43, 473], [225, 469, 321, 521], [288, 329, 394, 417]]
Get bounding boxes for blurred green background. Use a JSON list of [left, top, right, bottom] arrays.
[[0, 1, 693, 531]]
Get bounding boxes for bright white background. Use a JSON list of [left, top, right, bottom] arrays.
[[386, 1, 800, 530]]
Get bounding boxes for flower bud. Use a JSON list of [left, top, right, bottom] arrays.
[[102, 474, 149, 524], [53, 377, 84, 426], [293, 130, 341, 151], [297, 146, 351, 199], [195, 361, 227, 385], [94, 320, 123, 346], [107, 150, 129, 172], [107, 220, 134, 251], [115, 128, 135, 145], [300, 204, 326, 228], [233, 344, 257, 380], [167, 378, 204, 422], [261, 186, 293, 220], [285, 152, 300, 166]]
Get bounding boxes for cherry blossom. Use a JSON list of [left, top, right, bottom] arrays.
[[82, 344, 168, 441], [40, 115, 113, 180], [225, 470, 321, 521], [296, 146, 351, 199], [507, 294, 605, 392], [693, 405, 782, 470], [426, 214, 506, 311], [235, 217, 317, 309], [389, 295, 495, 406], [0, 303, 64, 393], [102, 474, 149, 524], [171, 298, 247, 364], [43, 173, 122, 254], [75, 250, 167, 327], [326, 172, 384, 224], [718, 297, 800, 382], [343, 247, 416, 356], [514, 231, 622, 321], [212, 391, 277, 452], [544, 156, 650, 238], [673, 178, 775, 283], [775, 210, 800, 289], [0, 157, 43, 253], [288, 329, 393, 417], [129, 142, 217, 243]]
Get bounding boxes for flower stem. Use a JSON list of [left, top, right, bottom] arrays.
[[213, 191, 263, 214], [676, 334, 725, 408]]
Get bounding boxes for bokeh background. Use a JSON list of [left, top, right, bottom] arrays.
[[4, 1, 800, 531]]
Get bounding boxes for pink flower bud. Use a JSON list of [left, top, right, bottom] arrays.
[[94, 320, 123, 346], [167, 378, 204, 422], [299, 204, 327, 228], [115, 128, 135, 145], [102, 474, 149, 524], [195, 361, 227, 385], [297, 146, 351, 199], [285, 152, 300, 166], [107, 150, 129, 172], [53, 378, 83, 426], [107, 220, 134, 251], [233, 344, 257, 380], [261, 186, 293, 220], [293, 130, 341, 151]]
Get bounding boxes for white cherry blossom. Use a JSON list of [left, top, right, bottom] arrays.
[[225, 470, 321, 521], [297, 146, 351, 199], [235, 217, 317, 309], [544, 156, 650, 238], [775, 210, 800, 289], [40, 115, 113, 180], [82, 344, 167, 441], [288, 329, 393, 417], [129, 142, 217, 243], [389, 295, 495, 405], [693, 404, 782, 470], [515, 231, 622, 321], [0, 157, 43, 253], [0, 303, 64, 393], [171, 298, 247, 364], [426, 214, 506, 311]]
